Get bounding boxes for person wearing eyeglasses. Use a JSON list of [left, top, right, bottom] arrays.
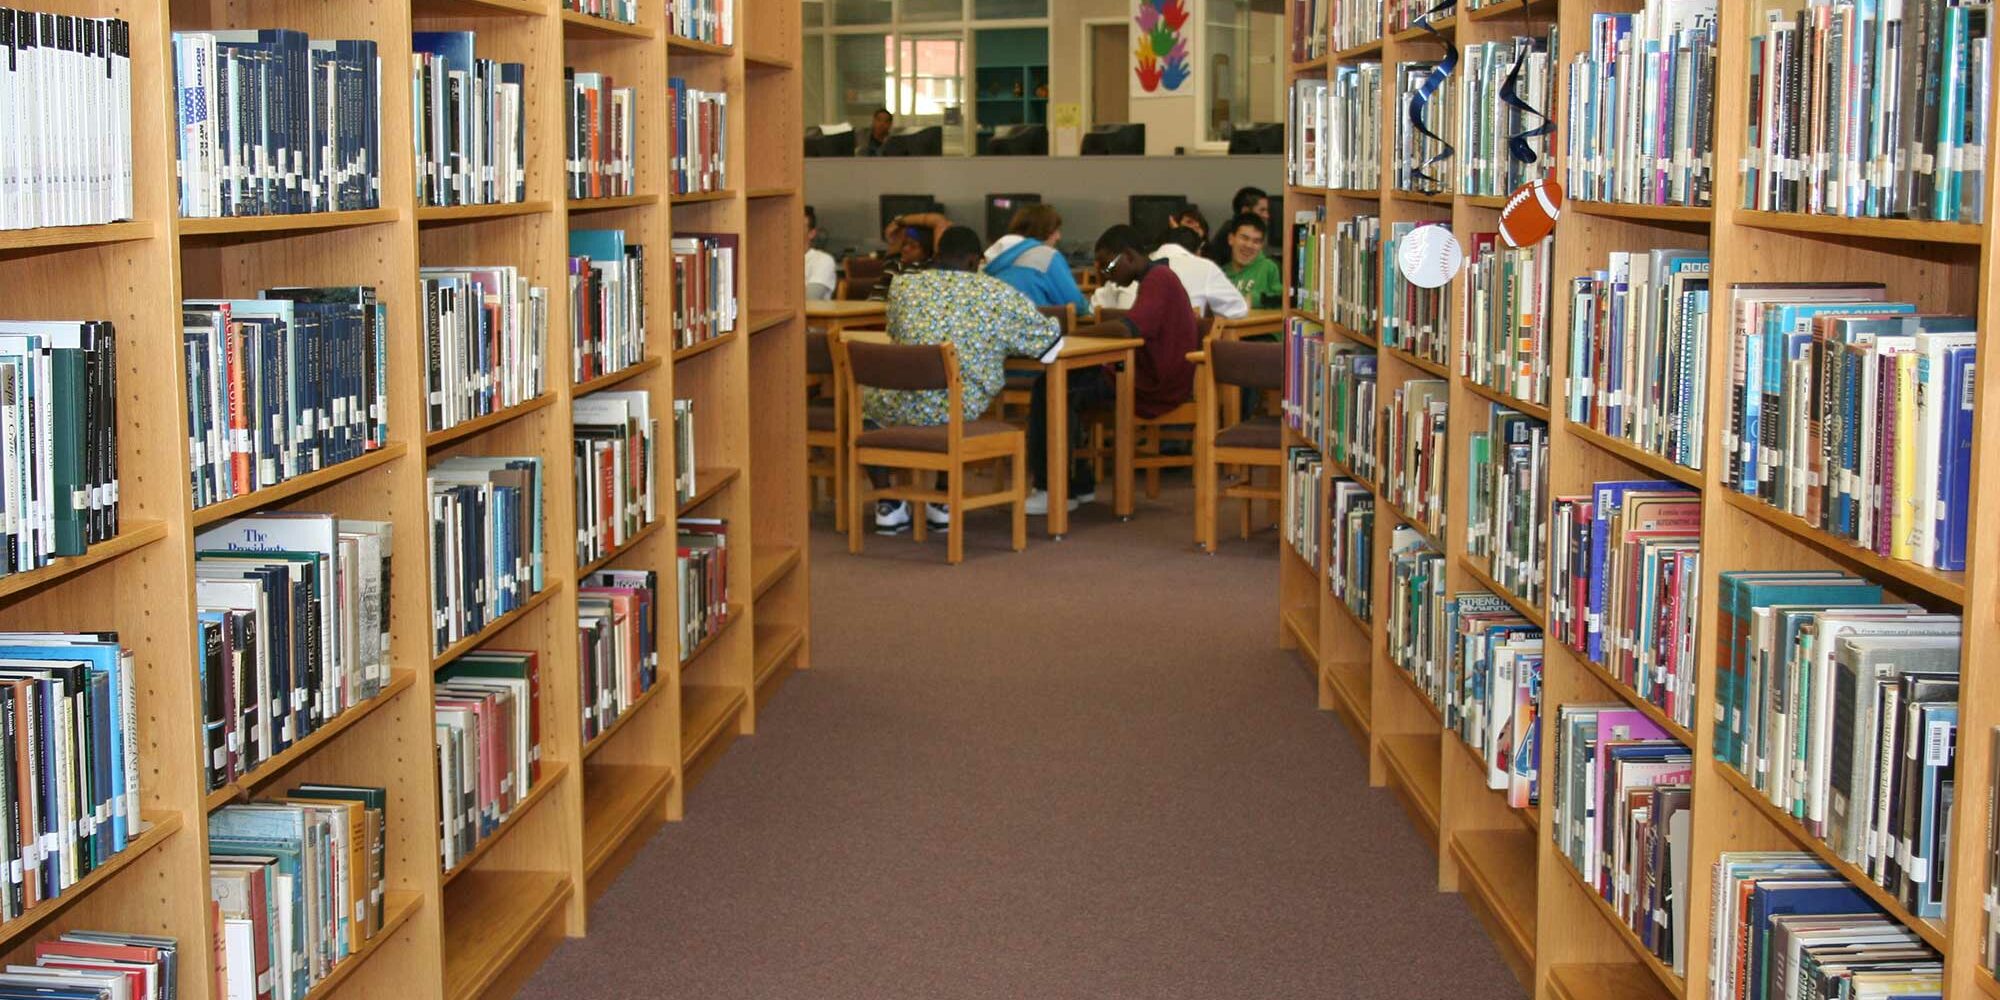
[[1024, 224, 1199, 515], [1090, 226, 1247, 320]]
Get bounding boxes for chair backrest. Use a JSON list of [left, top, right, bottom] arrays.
[[805, 331, 834, 374], [846, 341, 952, 392], [1036, 303, 1076, 335], [1196, 311, 1215, 342], [844, 256, 888, 282], [1209, 339, 1285, 391]]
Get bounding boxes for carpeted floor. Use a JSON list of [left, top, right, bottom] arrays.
[[521, 484, 1524, 999]]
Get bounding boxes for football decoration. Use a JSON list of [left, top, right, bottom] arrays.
[[1396, 223, 1463, 290], [1498, 171, 1565, 248]]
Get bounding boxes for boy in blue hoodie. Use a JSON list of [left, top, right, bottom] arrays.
[[982, 203, 1092, 318]]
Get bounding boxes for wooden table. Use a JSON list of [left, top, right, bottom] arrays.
[[806, 299, 887, 335], [845, 331, 1143, 538], [1218, 308, 1285, 340]]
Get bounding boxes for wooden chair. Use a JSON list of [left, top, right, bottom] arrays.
[[805, 330, 847, 531], [1083, 312, 1214, 498], [1194, 336, 1287, 552], [840, 256, 887, 300], [839, 339, 1028, 564], [991, 303, 1075, 426]]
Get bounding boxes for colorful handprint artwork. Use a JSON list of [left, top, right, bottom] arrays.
[[1131, 0, 1191, 96]]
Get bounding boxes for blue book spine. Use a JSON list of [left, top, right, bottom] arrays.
[[1937, 345, 1975, 571]]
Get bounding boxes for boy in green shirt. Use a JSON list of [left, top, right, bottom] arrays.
[[1220, 212, 1283, 310]]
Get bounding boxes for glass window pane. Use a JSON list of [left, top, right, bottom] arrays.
[[1203, 0, 1283, 142], [804, 35, 828, 126], [973, 0, 1045, 17], [834, 33, 890, 128], [802, 0, 826, 27], [899, 0, 962, 22], [831, 0, 891, 25]]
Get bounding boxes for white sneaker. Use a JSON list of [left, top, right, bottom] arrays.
[[925, 503, 951, 531], [1074, 490, 1098, 505], [1023, 489, 1080, 516], [874, 500, 911, 534]]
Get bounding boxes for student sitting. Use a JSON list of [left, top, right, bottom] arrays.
[[1026, 225, 1199, 514], [804, 204, 837, 301], [983, 204, 1091, 316], [1091, 227, 1248, 319], [1220, 212, 1282, 310], [1233, 185, 1270, 222], [869, 222, 938, 301], [864, 226, 1061, 533], [857, 108, 894, 156]]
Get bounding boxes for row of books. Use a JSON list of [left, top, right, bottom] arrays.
[[1548, 479, 1699, 729], [1330, 213, 1379, 335], [1459, 233, 1550, 406], [1385, 528, 1445, 703], [183, 289, 392, 511], [669, 0, 734, 45], [1291, 0, 1327, 62], [196, 513, 394, 792], [1714, 571, 1959, 920], [1392, 60, 1455, 195], [672, 397, 697, 506], [1553, 706, 1690, 974], [668, 77, 727, 195], [210, 786, 389, 1000], [1722, 284, 1975, 573], [1448, 595, 1540, 809], [1283, 446, 1323, 570], [1745, 0, 1991, 224], [421, 265, 549, 435], [566, 69, 635, 201], [1286, 64, 1380, 193], [670, 233, 739, 351], [580, 569, 659, 745], [1, 931, 178, 1000], [1382, 378, 1445, 537], [171, 31, 382, 219], [573, 390, 658, 567], [1332, 0, 1381, 54], [1456, 30, 1557, 199], [1380, 221, 1448, 364], [427, 456, 546, 654], [1387, 0, 1447, 36], [1281, 321, 1378, 480], [0, 11, 133, 231], [676, 517, 728, 661], [1711, 853, 1940, 998], [1288, 208, 1326, 313], [1464, 406, 1547, 606], [1565, 3, 1718, 208], [564, 0, 637, 25], [0, 632, 140, 921], [411, 32, 526, 210], [435, 649, 541, 873], [1329, 480, 1373, 621], [1563, 248, 1710, 472], [0, 319, 121, 576], [570, 228, 648, 383]]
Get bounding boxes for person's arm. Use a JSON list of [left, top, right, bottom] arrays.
[[1206, 261, 1250, 319], [992, 285, 1062, 357], [1043, 256, 1093, 318], [1079, 272, 1160, 339]]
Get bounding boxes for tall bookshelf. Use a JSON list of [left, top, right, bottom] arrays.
[[1282, 3, 2000, 999], [0, 0, 807, 996]]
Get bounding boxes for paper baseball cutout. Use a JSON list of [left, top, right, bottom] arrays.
[[1397, 223, 1463, 289], [1498, 172, 1565, 248]]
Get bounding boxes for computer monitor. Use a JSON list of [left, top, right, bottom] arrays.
[[1081, 123, 1146, 156], [880, 125, 944, 157], [1227, 122, 1285, 155], [805, 124, 856, 157], [985, 194, 1041, 243], [879, 194, 943, 234], [986, 124, 1048, 156], [1128, 195, 1188, 246]]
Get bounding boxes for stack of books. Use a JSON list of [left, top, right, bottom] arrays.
[[564, 0, 637, 24], [1283, 446, 1323, 569], [0, 11, 133, 230], [411, 33, 527, 209], [1385, 526, 1445, 704], [565, 68, 635, 200], [427, 456, 547, 652], [1392, 61, 1454, 195], [1457, 30, 1557, 199], [1465, 405, 1548, 605], [1565, 2, 1718, 208], [1563, 248, 1710, 470], [1459, 232, 1551, 406], [676, 517, 728, 660], [580, 569, 660, 742], [669, 77, 729, 195], [1713, 853, 1940, 994], [1382, 378, 1446, 535], [420, 266, 549, 434], [569, 229, 648, 383], [435, 650, 541, 871], [0, 319, 121, 572], [669, 0, 734, 45], [8, 932, 178, 997], [1329, 480, 1374, 619], [1330, 213, 1381, 334], [1289, 208, 1326, 312], [1448, 597, 1541, 808], [1381, 221, 1449, 363], [1333, 0, 1382, 52], [1554, 706, 1691, 973], [670, 232, 739, 351], [572, 390, 658, 566]]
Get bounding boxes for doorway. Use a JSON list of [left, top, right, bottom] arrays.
[[1088, 22, 1128, 128]]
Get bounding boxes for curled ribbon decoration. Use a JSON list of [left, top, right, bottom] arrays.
[[1498, 41, 1554, 166], [1404, 0, 1459, 194]]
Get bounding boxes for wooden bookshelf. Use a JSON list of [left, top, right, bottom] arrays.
[[1281, 1, 2000, 997], [0, 0, 809, 994]]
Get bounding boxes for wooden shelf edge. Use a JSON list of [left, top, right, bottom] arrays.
[[1386, 661, 1444, 725], [192, 444, 408, 527], [559, 9, 653, 37], [1548, 963, 1680, 1000], [1331, 39, 1383, 61], [1288, 55, 1328, 74], [1330, 590, 1373, 639], [415, 200, 553, 225], [1552, 859, 1688, 998], [441, 760, 572, 887], [1460, 378, 1551, 421], [746, 186, 798, 199], [207, 671, 418, 811], [573, 355, 664, 398], [179, 208, 398, 238], [1378, 733, 1443, 833], [1457, 555, 1545, 628], [1559, 641, 1696, 746], [424, 394, 557, 451], [680, 603, 744, 668], [1443, 729, 1538, 830], [1717, 490, 1966, 605], [578, 517, 666, 578], [672, 330, 739, 363], [1563, 423, 1704, 488], [1736, 208, 1983, 246], [565, 193, 661, 212], [1568, 200, 1714, 226], [752, 544, 801, 599], [582, 765, 676, 875], [1322, 659, 1373, 732], [581, 679, 670, 761], [666, 35, 732, 55], [431, 583, 565, 669], [680, 684, 747, 767], [748, 308, 795, 336], [1388, 14, 1455, 42], [1382, 501, 1445, 552], [1282, 604, 1321, 664], [1383, 345, 1450, 378], [744, 51, 796, 70], [0, 520, 169, 603], [677, 466, 741, 516], [442, 871, 572, 1000], [754, 623, 806, 688], [0, 810, 182, 952], [299, 891, 424, 1000], [1466, 0, 1554, 19], [670, 189, 738, 204], [1448, 828, 1539, 958], [1327, 320, 1379, 348], [0, 219, 154, 251]]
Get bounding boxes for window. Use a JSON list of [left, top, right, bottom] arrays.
[[1202, 0, 1285, 144], [900, 0, 963, 22], [804, 36, 828, 127], [834, 33, 890, 128], [832, 0, 891, 25], [889, 35, 964, 119], [973, 0, 1045, 17]]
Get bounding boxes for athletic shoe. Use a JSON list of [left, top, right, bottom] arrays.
[[874, 500, 912, 534], [926, 503, 951, 530], [1075, 490, 1098, 505], [1023, 489, 1080, 516]]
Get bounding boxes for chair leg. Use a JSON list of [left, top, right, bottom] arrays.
[[911, 469, 928, 544], [833, 442, 849, 534], [1199, 456, 1217, 554], [847, 454, 866, 554], [1011, 446, 1027, 552], [1238, 470, 1254, 541], [947, 466, 965, 565]]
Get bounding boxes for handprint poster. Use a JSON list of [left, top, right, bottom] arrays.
[[1130, 0, 1193, 98]]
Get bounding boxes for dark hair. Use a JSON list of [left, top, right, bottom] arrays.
[[805, 204, 818, 229], [1008, 203, 1063, 241], [873, 107, 893, 120], [1096, 224, 1146, 257], [936, 225, 983, 260], [901, 226, 936, 259], [1159, 226, 1204, 252], [1173, 206, 1209, 233], [1232, 186, 1268, 213], [1224, 212, 1267, 238]]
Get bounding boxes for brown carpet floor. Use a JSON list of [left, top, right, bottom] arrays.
[[521, 484, 1525, 999]]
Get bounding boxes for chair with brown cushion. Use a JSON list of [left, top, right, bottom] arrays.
[[1083, 311, 1213, 498], [1194, 336, 1287, 553], [805, 330, 848, 531], [991, 303, 1075, 425], [840, 256, 888, 300], [839, 339, 1028, 564]]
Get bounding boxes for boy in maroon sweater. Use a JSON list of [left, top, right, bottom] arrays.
[[1025, 224, 1199, 514]]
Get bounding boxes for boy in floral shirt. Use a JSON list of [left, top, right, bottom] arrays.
[[862, 226, 1060, 533]]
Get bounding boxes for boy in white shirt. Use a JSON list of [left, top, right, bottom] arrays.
[[1090, 227, 1248, 319], [804, 205, 838, 301]]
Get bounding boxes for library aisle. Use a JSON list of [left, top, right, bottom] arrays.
[[519, 494, 1521, 998]]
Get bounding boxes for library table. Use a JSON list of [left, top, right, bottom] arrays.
[[842, 331, 1144, 538], [806, 299, 887, 336]]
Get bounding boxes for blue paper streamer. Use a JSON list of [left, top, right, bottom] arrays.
[[1403, 0, 1459, 194]]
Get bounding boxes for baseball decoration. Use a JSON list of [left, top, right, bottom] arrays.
[[1397, 223, 1464, 290], [1498, 171, 1565, 248]]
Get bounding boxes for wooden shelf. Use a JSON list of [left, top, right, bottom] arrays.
[[752, 543, 801, 599], [754, 622, 805, 688], [0, 220, 153, 251], [1383, 345, 1450, 378], [1463, 194, 1507, 210], [443, 870, 572, 1000], [1737, 209, 1984, 246], [1388, 14, 1455, 42], [1718, 490, 1966, 605], [412, 0, 545, 15], [442, 760, 572, 887], [1283, 603, 1321, 663], [299, 891, 423, 1000], [673, 330, 740, 363], [206, 671, 418, 811], [179, 208, 399, 238], [1327, 320, 1379, 348], [667, 34, 733, 56], [416, 200, 554, 225], [1456, 555, 1544, 628], [1553, 859, 1687, 998], [1560, 640, 1696, 747], [578, 518, 666, 578], [1329, 186, 1380, 200], [1331, 38, 1383, 60], [1378, 734, 1442, 839], [1466, 0, 1554, 20], [582, 763, 676, 875], [1387, 661, 1444, 725], [192, 444, 408, 527], [1382, 500, 1445, 553], [1568, 200, 1714, 226], [1445, 729, 1538, 830], [678, 466, 741, 515], [573, 355, 664, 398], [681, 603, 744, 667], [1978, 972, 2000, 1000], [1289, 55, 1328, 74], [744, 51, 796, 70], [430, 583, 565, 669], [748, 308, 794, 336], [1548, 963, 1678, 1000], [1389, 189, 1454, 208], [424, 394, 558, 451], [1460, 377, 1551, 422], [670, 189, 737, 204], [1448, 828, 1538, 963], [559, 9, 653, 37], [582, 679, 670, 760], [0, 519, 167, 603], [0, 810, 180, 952], [681, 683, 747, 766], [1330, 591, 1372, 639], [746, 186, 798, 199], [1323, 659, 1372, 730], [566, 193, 661, 213], [1564, 423, 1704, 488]]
